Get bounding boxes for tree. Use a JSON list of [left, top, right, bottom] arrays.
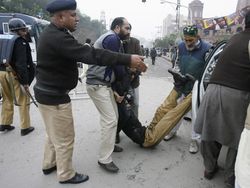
[[154, 33, 178, 48], [0, 0, 106, 43], [1, 0, 50, 18]]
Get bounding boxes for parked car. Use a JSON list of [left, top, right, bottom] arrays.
[[156, 47, 162, 57]]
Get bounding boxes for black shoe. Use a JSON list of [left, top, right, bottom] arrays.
[[21, 127, 34, 136], [59, 172, 89, 184], [113, 145, 123, 152], [225, 175, 235, 187], [42, 166, 57, 175], [183, 117, 192, 121], [132, 126, 146, 145], [204, 165, 219, 180], [98, 161, 119, 173], [115, 133, 120, 144], [0, 125, 15, 132]]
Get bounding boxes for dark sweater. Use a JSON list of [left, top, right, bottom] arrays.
[[34, 23, 131, 105], [123, 37, 142, 88], [11, 37, 34, 85], [178, 39, 211, 95], [210, 29, 250, 92]]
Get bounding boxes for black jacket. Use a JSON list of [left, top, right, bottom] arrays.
[[34, 23, 131, 105], [11, 37, 35, 85], [123, 37, 142, 88], [210, 29, 250, 92]]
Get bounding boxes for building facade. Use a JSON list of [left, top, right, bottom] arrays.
[[188, 0, 203, 24], [237, 0, 250, 11]]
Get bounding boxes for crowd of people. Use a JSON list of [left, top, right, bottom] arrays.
[[0, 0, 250, 187]]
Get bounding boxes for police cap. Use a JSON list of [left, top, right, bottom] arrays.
[[46, 0, 77, 14]]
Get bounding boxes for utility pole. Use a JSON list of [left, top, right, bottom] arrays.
[[176, 0, 180, 32], [160, 0, 190, 33]]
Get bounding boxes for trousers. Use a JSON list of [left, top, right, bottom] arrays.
[[235, 105, 250, 188], [38, 102, 75, 182], [201, 140, 237, 181], [0, 71, 30, 129], [86, 84, 118, 164], [143, 88, 191, 147]]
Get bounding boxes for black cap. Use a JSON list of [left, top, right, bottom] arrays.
[[46, 0, 77, 14], [245, 10, 250, 29]]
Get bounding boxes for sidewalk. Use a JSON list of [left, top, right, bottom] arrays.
[[0, 76, 226, 188]]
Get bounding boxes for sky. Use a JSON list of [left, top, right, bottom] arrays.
[[76, 0, 238, 40]]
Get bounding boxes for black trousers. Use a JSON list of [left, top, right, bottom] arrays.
[[117, 102, 145, 145]]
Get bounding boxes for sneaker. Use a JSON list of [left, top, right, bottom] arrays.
[[189, 139, 199, 154], [163, 131, 176, 141]]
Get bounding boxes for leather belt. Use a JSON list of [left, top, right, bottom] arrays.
[[0, 65, 6, 71], [34, 84, 70, 96]]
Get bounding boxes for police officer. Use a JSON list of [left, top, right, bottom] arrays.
[[0, 18, 35, 136], [35, 0, 146, 184]]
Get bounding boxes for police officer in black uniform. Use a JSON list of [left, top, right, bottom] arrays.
[[34, 0, 147, 184], [0, 18, 35, 136]]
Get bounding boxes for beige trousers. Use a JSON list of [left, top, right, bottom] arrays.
[[143, 89, 192, 147], [38, 102, 75, 182], [0, 71, 30, 129], [86, 84, 118, 164], [235, 105, 250, 188]]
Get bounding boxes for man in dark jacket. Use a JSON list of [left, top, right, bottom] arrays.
[[115, 24, 142, 143], [0, 18, 35, 136], [123, 25, 142, 117], [86, 17, 132, 173], [150, 47, 157, 65], [34, 0, 146, 184], [194, 11, 250, 187]]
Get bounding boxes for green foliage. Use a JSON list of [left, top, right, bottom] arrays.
[[1, 0, 50, 19], [154, 33, 178, 48], [0, 0, 106, 43], [74, 10, 107, 44]]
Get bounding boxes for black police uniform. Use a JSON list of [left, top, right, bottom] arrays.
[[35, 0, 136, 183], [0, 35, 34, 132]]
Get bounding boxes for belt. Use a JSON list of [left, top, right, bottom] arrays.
[[0, 65, 6, 71], [34, 84, 70, 96]]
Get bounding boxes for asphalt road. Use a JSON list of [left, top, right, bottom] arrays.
[[0, 57, 227, 188]]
